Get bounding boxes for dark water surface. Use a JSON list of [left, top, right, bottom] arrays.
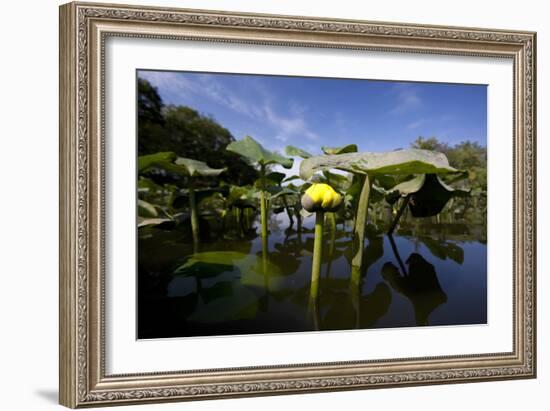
[[137, 213, 487, 339]]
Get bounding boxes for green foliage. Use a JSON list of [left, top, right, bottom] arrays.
[[285, 145, 312, 159], [174, 157, 226, 177], [138, 152, 177, 173], [321, 144, 358, 155], [138, 78, 164, 125], [137, 79, 258, 185], [299, 149, 459, 180], [227, 136, 293, 169], [411, 137, 487, 190], [138, 199, 158, 218]]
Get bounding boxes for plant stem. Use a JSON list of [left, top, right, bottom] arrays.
[[189, 178, 199, 252], [282, 195, 294, 228], [351, 174, 373, 271], [309, 211, 324, 305], [260, 164, 268, 251], [325, 215, 336, 279], [388, 195, 411, 235]]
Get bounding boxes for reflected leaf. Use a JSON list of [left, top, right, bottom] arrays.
[[173, 251, 285, 289], [358, 282, 392, 327], [419, 236, 464, 264], [187, 286, 260, 323], [381, 253, 447, 325]]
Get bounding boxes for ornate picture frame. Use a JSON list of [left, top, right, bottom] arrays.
[[59, 1, 536, 408]]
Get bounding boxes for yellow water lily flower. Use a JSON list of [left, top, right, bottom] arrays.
[[301, 183, 343, 212]]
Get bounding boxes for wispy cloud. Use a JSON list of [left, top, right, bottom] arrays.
[[406, 119, 425, 130], [390, 84, 423, 114], [263, 103, 319, 142], [140, 70, 320, 145]]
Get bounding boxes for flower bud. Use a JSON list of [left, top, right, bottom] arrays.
[[301, 183, 343, 212]]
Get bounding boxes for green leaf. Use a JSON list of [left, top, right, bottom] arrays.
[[138, 152, 177, 173], [270, 186, 300, 199], [137, 216, 173, 228], [138, 199, 158, 217], [227, 136, 293, 168], [386, 174, 470, 217], [264, 171, 286, 186], [285, 145, 312, 159], [321, 144, 358, 155], [174, 157, 226, 177], [282, 175, 302, 183], [228, 185, 258, 209], [300, 149, 460, 180]]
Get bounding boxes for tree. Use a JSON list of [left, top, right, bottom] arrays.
[[137, 78, 258, 186]]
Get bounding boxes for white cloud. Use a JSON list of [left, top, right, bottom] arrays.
[[390, 84, 423, 114], [139, 70, 320, 147], [263, 103, 319, 142], [406, 119, 425, 129]]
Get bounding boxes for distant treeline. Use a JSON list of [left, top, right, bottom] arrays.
[[138, 78, 259, 186]]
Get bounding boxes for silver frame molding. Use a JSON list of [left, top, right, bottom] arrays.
[[59, 2, 537, 408]]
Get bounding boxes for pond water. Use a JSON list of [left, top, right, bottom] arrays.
[[137, 212, 487, 339]]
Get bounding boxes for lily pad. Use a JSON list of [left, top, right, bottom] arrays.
[[227, 136, 293, 168], [285, 145, 312, 159], [137, 216, 174, 229], [138, 199, 158, 218], [174, 157, 226, 177], [321, 144, 358, 155], [137, 151, 177, 173], [300, 149, 459, 180], [386, 174, 470, 217]]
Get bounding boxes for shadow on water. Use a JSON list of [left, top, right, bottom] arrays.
[[138, 212, 486, 339]]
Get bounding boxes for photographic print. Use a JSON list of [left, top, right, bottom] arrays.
[[136, 70, 487, 339]]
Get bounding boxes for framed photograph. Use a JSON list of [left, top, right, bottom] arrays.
[[59, 2, 537, 408]]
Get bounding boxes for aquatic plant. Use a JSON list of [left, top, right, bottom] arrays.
[[385, 173, 470, 234], [227, 136, 293, 249], [301, 183, 343, 305], [300, 149, 461, 273], [138, 152, 225, 247]]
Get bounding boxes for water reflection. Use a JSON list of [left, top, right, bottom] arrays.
[[381, 254, 447, 326], [138, 213, 486, 339]]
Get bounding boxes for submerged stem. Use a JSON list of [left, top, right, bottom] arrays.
[[351, 174, 373, 271]]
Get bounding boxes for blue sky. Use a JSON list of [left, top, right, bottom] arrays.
[[138, 70, 486, 175]]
